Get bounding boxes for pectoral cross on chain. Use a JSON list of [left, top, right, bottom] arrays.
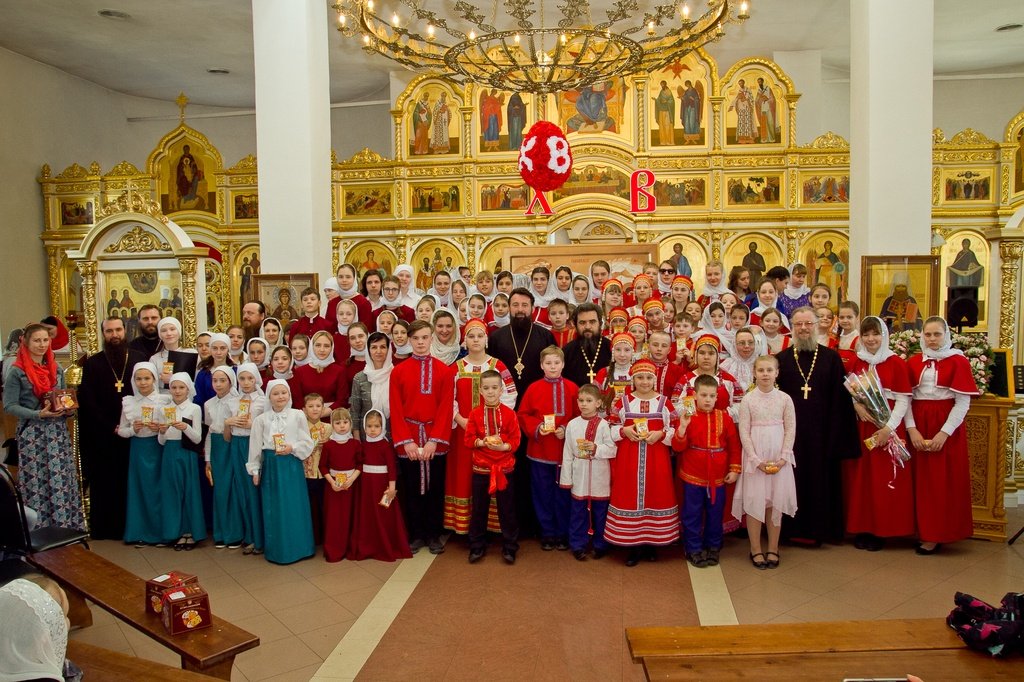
[[115, 380, 124, 392], [801, 384, 811, 400], [586, 369, 596, 382]]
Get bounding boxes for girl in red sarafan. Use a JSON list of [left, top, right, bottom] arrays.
[[604, 359, 679, 567]]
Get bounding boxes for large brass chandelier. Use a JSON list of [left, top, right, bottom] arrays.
[[332, 1, 751, 94]]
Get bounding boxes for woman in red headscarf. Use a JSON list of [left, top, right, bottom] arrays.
[[2, 323, 85, 530]]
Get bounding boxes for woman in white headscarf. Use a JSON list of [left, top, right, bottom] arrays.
[[349, 332, 394, 439], [150, 316, 197, 392], [843, 316, 914, 552], [430, 309, 463, 366], [0, 578, 69, 681], [904, 316, 980, 555], [393, 264, 420, 308]]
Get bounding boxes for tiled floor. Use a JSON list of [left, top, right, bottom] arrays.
[[67, 507, 1024, 681]]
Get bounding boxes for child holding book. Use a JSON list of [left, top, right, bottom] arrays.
[[247, 379, 315, 564], [301, 393, 330, 544], [465, 370, 522, 564], [117, 362, 170, 546], [226, 363, 267, 555], [320, 408, 362, 562], [672, 374, 741, 568], [204, 366, 243, 549], [560, 383, 616, 561], [157, 372, 205, 550], [731, 356, 796, 570], [351, 410, 411, 561], [518, 346, 580, 551]]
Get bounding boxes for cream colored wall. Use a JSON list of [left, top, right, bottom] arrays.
[[0, 46, 391, 339], [934, 77, 1024, 140]]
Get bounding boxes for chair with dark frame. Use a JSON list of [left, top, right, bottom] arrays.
[[0, 463, 90, 556]]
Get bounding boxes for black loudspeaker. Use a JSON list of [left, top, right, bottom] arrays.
[[946, 287, 979, 329]]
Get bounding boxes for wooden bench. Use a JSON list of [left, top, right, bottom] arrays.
[[29, 544, 259, 679], [627, 619, 1014, 680], [67, 641, 211, 680]]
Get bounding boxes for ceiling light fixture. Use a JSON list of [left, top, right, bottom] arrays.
[[994, 23, 1022, 32], [332, 0, 751, 95], [206, 67, 231, 75]]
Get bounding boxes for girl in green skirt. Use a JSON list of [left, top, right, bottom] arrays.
[[247, 379, 315, 564], [158, 372, 206, 549], [204, 366, 243, 548], [226, 363, 267, 555], [117, 362, 170, 546]]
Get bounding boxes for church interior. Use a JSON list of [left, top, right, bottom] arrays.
[[2, 0, 1024, 679]]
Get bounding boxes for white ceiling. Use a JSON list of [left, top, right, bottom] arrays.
[[0, 0, 1021, 108]]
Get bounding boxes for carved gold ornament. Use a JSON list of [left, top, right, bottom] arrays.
[[103, 226, 171, 254], [97, 189, 168, 224]]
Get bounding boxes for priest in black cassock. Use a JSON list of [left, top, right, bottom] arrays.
[[78, 317, 147, 539], [127, 304, 161, 357], [488, 288, 555, 535], [775, 307, 859, 545], [562, 303, 611, 386]]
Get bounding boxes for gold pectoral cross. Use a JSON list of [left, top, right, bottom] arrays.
[[586, 369, 596, 382], [801, 384, 811, 399], [514, 360, 525, 378], [115, 380, 124, 392]]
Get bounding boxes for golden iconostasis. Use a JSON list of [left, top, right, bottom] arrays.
[[38, 49, 1024, 357]]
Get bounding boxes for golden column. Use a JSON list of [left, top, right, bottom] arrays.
[[179, 258, 199, 347], [79, 260, 99, 355], [998, 240, 1023, 349]]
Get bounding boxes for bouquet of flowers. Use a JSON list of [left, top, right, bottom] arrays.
[[844, 367, 911, 487], [888, 329, 993, 394]]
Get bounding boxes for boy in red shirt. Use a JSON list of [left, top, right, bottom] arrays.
[[518, 345, 580, 550], [672, 374, 741, 568], [465, 370, 522, 564]]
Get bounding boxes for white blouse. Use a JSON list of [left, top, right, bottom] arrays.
[[157, 401, 202, 445], [117, 391, 171, 438], [227, 392, 267, 437], [149, 348, 198, 392], [904, 363, 971, 436], [246, 407, 314, 475]]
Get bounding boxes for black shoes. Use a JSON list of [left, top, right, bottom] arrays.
[[468, 548, 485, 563], [428, 537, 445, 554], [704, 548, 719, 566], [750, 552, 768, 570], [555, 539, 570, 551], [854, 533, 886, 552], [625, 549, 641, 567], [572, 549, 587, 561], [502, 549, 516, 564], [686, 551, 707, 568], [540, 539, 556, 551], [409, 538, 426, 554], [765, 551, 780, 569]]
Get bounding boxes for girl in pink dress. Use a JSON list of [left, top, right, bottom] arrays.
[[732, 355, 797, 570]]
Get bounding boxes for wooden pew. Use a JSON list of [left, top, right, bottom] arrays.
[[627, 619, 1013, 680], [67, 641, 211, 681], [29, 544, 258, 680]]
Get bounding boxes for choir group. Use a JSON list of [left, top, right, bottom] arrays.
[[95, 254, 979, 568]]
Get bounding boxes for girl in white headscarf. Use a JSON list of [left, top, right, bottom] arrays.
[[158, 372, 206, 550], [393, 264, 420, 308], [0, 578, 69, 681], [259, 317, 284, 349], [246, 337, 270, 371], [226, 363, 267, 554], [247, 379, 315, 564], [903, 316, 980, 555], [350, 332, 394, 439], [844, 316, 914, 551], [698, 301, 735, 357], [150, 316, 197, 392], [204, 365, 243, 548], [117, 362, 171, 546], [195, 332, 234, 407]]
